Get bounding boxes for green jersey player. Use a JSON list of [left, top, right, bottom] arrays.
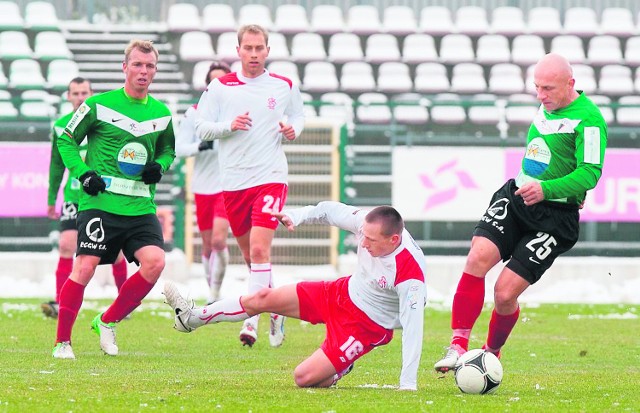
[[52, 40, 176, 360], [42, 77, 128, 319], [434, 53, 607, 372]]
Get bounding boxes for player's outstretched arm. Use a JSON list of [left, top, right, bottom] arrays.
[[271, 212, 295, 232]]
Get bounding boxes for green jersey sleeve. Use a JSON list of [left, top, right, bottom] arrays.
[[48, 118, 66, 206]]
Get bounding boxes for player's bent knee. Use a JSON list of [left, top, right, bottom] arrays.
[[293, 367, 316, 388]]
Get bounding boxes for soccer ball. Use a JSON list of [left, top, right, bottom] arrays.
[[454, 349, 503, 394]]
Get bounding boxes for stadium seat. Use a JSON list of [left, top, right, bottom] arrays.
[[179, 32, 214, 62], [598, 64, 634, 97], [58, 100, 72, 116], [0, 1, 24, 31], [356, 92, 392, 124], [382, 6, 417, 36], [615, 95, 640, 126], [25, 1, 59, 31], [238, 4, 273, 30], [167, 3, 201, 32], [467, 94, 501, 130], [310, 5, 344, 36], [419, 6, 454, 36], [274, 4, 309, 35], [588, 95, 614, 124], [635, 67, 640, 93], [488, 63, 524, 95], [588, 36, 624, 66], [476, 34, 511, 65], [490, 7, 526, 37], [300, 91, 317, 118], [8, 59, 45, 90], [0, 100, 18, 119], [402, 34, 438, 64], [600, 8, 636, 38], [328, 33, 364, 64], [450, 63, 487, 94], [19, 101, 55, 120], [0, 89, 11, 100], [301, 61, 339, 93], [347, 5, 381, 36], [365, 34, 401, 64], [318, 92, 354, 123], [414, 62, 450, 94], [392, 92, 429, 125], [266, 32, 289, 62], [624, 36, 640, 66], [0, 31, 33, 60], [439, 34, 475, 64], [430, 93, 467, 127], [572, 64, 597, 95], [550, 35, 585, 64], [527, 7, 563, 37], [191, 60, 214, 91], [267, 61, 300, 86], [340, 62, 375, 94], [34, 31, 73, 61], [21, 89, 59, 105], [202, 4, 236, 34], [377, 62, 412, 94], [290, 33, 326, 63], [216, 32, 239, 62], [454, 6, 489, 37], [505, 93, 539, 134], [512, 35, 546, 67], [563, 7, 599, 38], [0, 67, 7, 89], [47, 59, 80, 91]]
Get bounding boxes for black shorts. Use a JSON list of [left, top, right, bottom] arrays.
[[59, 202, 78, 232], [474, 179, 580, 284], [76, 209, 164, 265]]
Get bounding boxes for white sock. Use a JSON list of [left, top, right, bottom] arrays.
[[202, 254, 211, 286], [243, 262, 272, 329], [190, 296, 248, 328], [208, 248, 229, 301]]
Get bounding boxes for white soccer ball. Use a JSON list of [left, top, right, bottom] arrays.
[[454, 349, 503, 394]]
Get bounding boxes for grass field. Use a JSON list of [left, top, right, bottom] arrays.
[[0, 299, 638, 413]]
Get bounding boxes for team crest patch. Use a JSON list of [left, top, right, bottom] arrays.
[[117, 142, 148, 176]]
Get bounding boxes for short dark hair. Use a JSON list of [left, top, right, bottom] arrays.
[[205, 61, 231, 84], [68, 77, 92, 92], [365, 206, 404, 236]]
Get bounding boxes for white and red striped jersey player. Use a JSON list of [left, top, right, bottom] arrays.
[[194, 70, 305, 191], [283, 201, 428, 390]]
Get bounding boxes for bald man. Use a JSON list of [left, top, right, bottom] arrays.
[[434, 53, 608, 372]]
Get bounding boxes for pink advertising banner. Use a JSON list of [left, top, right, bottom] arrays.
[[0, 143, 61, 218], [394, 147, 640, 222]]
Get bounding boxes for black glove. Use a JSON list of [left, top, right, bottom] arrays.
[[198, 140, 213, 151], [79, 171, 106, 196], [141, 161, 163, 184]]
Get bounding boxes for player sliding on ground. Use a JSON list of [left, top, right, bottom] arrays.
[[164, 201, 427, 390]]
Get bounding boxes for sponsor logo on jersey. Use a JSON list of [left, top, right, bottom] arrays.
[[85, 217, 105, 243], [66, 102, 91, 133], [267, 97, 276, 110], [523, 137, 551, 177], [486, 198, 509, 220], [117, 142, 148, 176], [96, 105, 172, 137]]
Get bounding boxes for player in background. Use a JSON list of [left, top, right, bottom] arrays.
[[164, 201, 427, 390], [43, 77, 128, 318], [52, 39, 175, 359], [194, 24, 305, 347], [176, 62, 231, 304], [434, 53, 607, 372]]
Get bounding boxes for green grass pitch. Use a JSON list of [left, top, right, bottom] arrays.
[[1, 299, 638, 412]]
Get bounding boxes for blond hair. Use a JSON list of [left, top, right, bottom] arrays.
[[237, 24, 269, 46], [124, 39, 158, 63]]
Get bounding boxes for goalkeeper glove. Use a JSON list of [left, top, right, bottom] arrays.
[[79, 171, 106, 196], [141, 161, 163, 184], [198, 140, 213, 151]]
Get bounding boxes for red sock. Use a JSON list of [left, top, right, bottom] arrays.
[[111, 259, 128, 292], [486, 307, 520, 352], [55, 257, 74, 302], [451, 272, 485, 349], [102, 271, 154, 323], [56, 279, 85, 343]]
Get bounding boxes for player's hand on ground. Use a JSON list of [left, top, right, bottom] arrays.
[[79, 171, 106, 196], [515, 182, 544, 206], [231, 112, 251, 131], [47, 205, 59, 219], [271, 212, 295, 231], [141, 161, 163, 184], [279, 121, 295, 141]]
